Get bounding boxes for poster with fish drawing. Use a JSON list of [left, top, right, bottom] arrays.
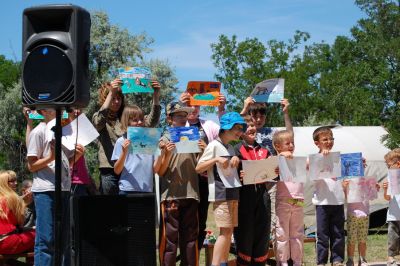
[[250, 78, 284, 103]]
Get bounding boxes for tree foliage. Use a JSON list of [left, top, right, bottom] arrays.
[[211, 0, 400, 148]]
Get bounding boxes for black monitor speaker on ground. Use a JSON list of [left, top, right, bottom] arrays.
[[22, 4, 91, 108], [71, 194, 157, 266]]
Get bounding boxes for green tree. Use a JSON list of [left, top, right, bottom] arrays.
[[210, 0, 400, 149], [0, 55, 20, 93]]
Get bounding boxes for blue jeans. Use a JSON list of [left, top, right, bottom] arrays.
[[34, 191, 70, 266]]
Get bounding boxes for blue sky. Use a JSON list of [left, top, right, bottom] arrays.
[[0, 0, 364, 90]]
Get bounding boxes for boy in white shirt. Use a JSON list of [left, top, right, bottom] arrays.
[[311, 126, 345, 266]]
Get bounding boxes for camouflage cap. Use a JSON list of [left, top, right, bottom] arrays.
[[166, 101, 194, 116]]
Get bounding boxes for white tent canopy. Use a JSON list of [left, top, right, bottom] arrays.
[[289, 126, 391, 229]]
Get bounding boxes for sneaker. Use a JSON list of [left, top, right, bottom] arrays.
[[346, 259, 354, 266], [332, 262, 344, 266], [387, 260, 397, 266], [358, 259, 368, 266]]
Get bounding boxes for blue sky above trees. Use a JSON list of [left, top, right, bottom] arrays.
[[0, 0, 364, 89]]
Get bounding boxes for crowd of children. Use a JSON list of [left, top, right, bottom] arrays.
[[3, 77, 399, 266]]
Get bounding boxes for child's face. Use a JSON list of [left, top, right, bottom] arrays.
[[242, 122, 256, 143], [169, 111, 188, 127], [187, 106, 200, 122], [386, 159, 400, 169], [275, 137, 295, 154], [314, 132, 334, 152], [250, 111, 266, 130], [224, 124, 245, 142], [128, 115, 144, 127], [110, 94, 122, 113]]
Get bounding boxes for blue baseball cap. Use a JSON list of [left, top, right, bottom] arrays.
[[220, 112, 247, 131]]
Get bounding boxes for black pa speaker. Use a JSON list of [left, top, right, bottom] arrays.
[[22, 4, 91, 108], [71, 194, 157, 266]]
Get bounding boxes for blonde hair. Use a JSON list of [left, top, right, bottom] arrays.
[[120, 105, 144, 132], [384, 148, 400, 163], [0, 171, 25, 225], [272, 130, 294, 153]]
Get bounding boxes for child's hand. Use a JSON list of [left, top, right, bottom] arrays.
[[362, 157, 367, 168], [75, 144, 86, 157], [164, 142, 176, 153], [230, 156, 240, 168], [23, 107, 31, 121], [321, 149, 330, 156], [281, 98, 290, 113], [110, 78, 122, 94], [383, 181, 388, 190], [216, 157, 229, 169], [179, 92, 191, 106], [239, 170, 244, 180], [376, 182, 381, 192], [122, 139, 131, 153], [342, 179, 350, 190], [218, 94, 226, 110], [198, 139, 207, 150], [151, 80, 161, 93], [280, 151, 293, 159], [243, 97, 255, 108], [275, 166, 279, 176]]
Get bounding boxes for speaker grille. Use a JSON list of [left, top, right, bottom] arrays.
[[22, 45, 73, 103], [72, 194, 157, 266]]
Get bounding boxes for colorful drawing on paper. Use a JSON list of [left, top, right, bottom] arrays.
[[347, 176, 378, 203], [168, 126, 200, 153], [308, 152, 341, 180], [186, 81, 221, 106], [127, 127, 162, 155], [28, 110, 68, 120], [242, 156, 278, 185], [388, 169, 400, 196], [279, 156, 307, 183], [118, 67, 153, 94], [341, 152, 364, 178], [250, 78, 284, 103]]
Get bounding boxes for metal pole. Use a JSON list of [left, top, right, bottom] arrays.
[[54, 108, 62, 266]]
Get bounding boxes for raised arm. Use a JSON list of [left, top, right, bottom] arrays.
[[281, 98, 293, 135]]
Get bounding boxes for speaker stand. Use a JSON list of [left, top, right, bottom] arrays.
[[54, 108, 63, 266]]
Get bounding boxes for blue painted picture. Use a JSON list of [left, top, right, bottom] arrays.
[[118, 67, 153, 94], [28, 110, 68, 120], [250, 78, 284, 103], [341, 152, 364, 178], [168, 126, 200, 153], [127, 127, 163, 155]]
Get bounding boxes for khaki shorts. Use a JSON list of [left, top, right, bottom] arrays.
[[213, 200, 238, 228]]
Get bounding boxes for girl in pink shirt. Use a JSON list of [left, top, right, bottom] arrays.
[[273, 130, 304, 266]]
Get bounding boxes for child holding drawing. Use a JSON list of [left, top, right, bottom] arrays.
[[273, 130, 305, 266], [311, 126, 345, 266], [111, 105, 156, 194], [343, 162, 379, 266], [383, 148, 400, 266], [156, 102, 205, 266], [196, 112, 246, 266], [233, 115, 271, 265]]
